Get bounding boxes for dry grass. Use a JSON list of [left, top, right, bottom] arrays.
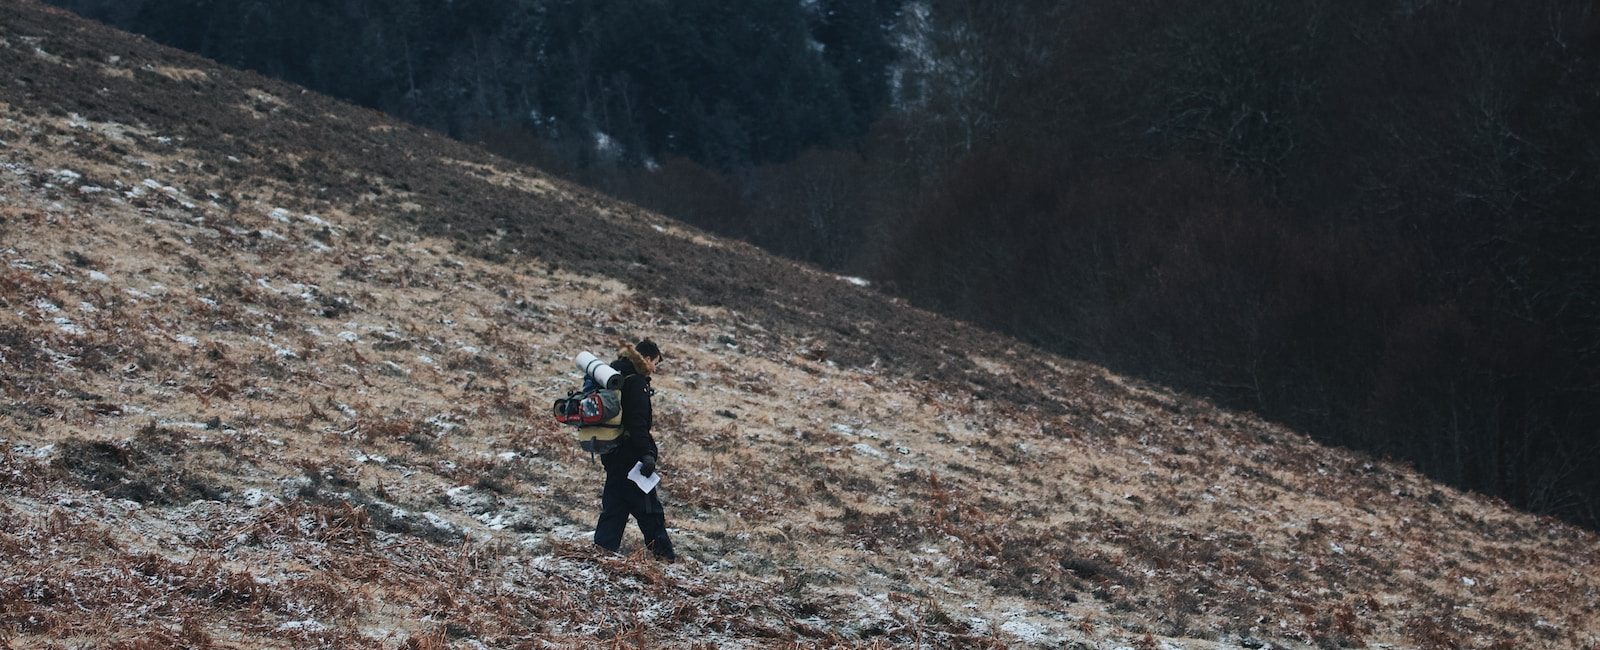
[[1, 2, 1598, 647], [150, 65, 210, 83]]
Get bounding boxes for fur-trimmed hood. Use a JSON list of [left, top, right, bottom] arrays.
[[616, 343, 652, 377]]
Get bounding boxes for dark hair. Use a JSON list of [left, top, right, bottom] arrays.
[[636, 339, 663, 360]]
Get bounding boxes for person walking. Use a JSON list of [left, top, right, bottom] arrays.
[[592, 339, 676, 561]]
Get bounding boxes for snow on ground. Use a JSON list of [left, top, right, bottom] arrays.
[[1, 7, 1597, 647]]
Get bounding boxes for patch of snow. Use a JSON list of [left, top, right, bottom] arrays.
[[41, 346, 78, 369], [417, 354, 436, 365], [242, 488, 279, 508], [593, 130, 620, 155], [446, 485, 476, 502], [301, 213, 330, 227], [1462, 576, 1476, 587], [548, 524, 589, 541], [159, 420, 213, 430], [999, 619, 1050, 644], [173, 335, 200, 347], [54, 318, 83, 335], [851, 443, 886, 459], [476, 511, 516, 531], [352, 451, 388, 464], [33, 299, 62, 314], [258, 229, 288, 241], [51, 169, 82, 182], [338, 331, 359, 343], [427, 414, 462, 435], [276, 620, 326, 632], [268, 208, 292, 223], [838, 275, 871, 287], [422, 512, 458, 534], [1330, 542, 1345, 554]]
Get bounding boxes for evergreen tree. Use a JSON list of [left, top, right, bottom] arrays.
[[49, 0, 904, 170]]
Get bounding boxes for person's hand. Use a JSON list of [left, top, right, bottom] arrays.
[[639, 455, 657, 477]]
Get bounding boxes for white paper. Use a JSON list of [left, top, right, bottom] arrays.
[[628, 461, 661, 494]]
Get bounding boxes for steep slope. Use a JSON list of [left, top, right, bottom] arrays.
[[1, 2, 1597, 648]]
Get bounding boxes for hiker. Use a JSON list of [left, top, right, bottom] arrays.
[[592, 339, 676, 561]]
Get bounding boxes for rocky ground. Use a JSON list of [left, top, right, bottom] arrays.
[[2, 2, 1598, 648]]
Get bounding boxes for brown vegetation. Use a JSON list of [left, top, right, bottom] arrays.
[[0, 2, 1597, 647]]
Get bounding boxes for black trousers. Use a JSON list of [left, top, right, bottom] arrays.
[[593, 474, 675, 559]]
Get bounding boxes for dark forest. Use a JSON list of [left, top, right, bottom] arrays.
[[50, 0, 1600, 529]]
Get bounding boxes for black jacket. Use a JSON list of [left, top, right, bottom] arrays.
[[600, 357, 658, 477]]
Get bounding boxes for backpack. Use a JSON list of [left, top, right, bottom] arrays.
[[553, 354, 627, 455]]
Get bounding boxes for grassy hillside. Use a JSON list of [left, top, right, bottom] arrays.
[[2, 2, 1597, 648]]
